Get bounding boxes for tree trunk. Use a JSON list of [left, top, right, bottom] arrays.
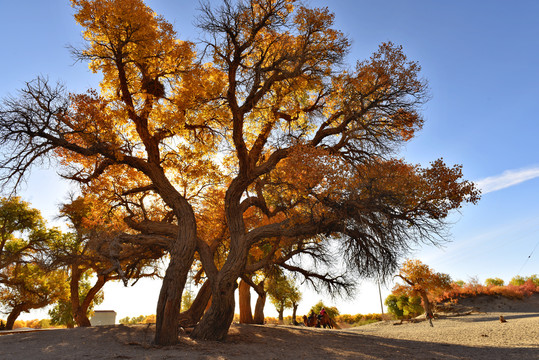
[[419, 291, 433, 319], [238, 279, 253, 324], [153, 195, 198, 345], [277, 303, 284, 324], [292, 302, 298, 325], [189, 178, 247, 340], [154, 246, 196, 345], [70, 265, 83, 327], [71, 267, 107, 327], [178, 280, 212, 327], [5, 306, 23, 330], [252, 279, 266, 324], [253, 291, 266, 324], [190, 273, 238, 340]]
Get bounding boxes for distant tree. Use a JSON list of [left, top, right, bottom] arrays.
[[527, 275, 539, 287], [393, 259, 452, 319], [267, 274, 301, 323], [0, 197, 45, 270], [0, 263, 68, 330], [510, 275, 539, 287], [453, 280, 465, 288], [48, 272, 104, 328], [49, 195, 164, 327], [509, 276, 525, 286], [0, 198, 69, 330], [310, 300, 339, 319], [385, 294, 423, 319], [485, 277, 504, 287], [119, 314, 148, 325], [181, 289, 195, 313]]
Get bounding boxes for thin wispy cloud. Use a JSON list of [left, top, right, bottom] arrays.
[[476, 166, 539, 194]]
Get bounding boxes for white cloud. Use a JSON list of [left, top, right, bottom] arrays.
[[476, 166, 539, 194]]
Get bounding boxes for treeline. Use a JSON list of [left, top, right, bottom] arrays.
[[241, 313, 384, 326], [0, 319, 53, 330], [118, 315, 156, 325]]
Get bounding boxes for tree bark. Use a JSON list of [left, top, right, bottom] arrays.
[[178, 280, 211, 327], [419, 290, 434, 327], [238, 279, 253, 324], [252, 279, 266, 324], [253, 291, 266, 324], [190, 273, 238, 340], [277, 303, 284, 324], [5, 306, 23, 330], [190, 181, 248, 341], [292, 302, 299, 325], [71, 266, 107, 327], [153, 193, 198, 345], [76, 275, 106, 327], [154, 245, 196, 345]]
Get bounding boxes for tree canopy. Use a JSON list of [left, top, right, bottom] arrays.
[[0, 197, 69, 330], [0, 0, 479, 344]]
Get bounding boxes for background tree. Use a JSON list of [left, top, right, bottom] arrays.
[[238, 279, 254, 324], [485, 278, 505, 287], [0, 197, 45, 270], [0, 197, 68, 330], [384, 294, 423, 320], [266, 274, 301, 323], [48, 272, 104, 328], [49, 195, 165, 327], [181, 289, 195, 313], [393, 259, 452, 319], [509, 275, 539, 287], [0, 263, 68, 330], [0, 0, 479, 343]]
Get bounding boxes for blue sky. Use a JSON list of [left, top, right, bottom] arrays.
[[1, 1, 538, 320]]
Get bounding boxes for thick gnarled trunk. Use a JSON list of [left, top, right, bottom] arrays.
[[253, 292, 266, 324], [190, 181, 248, 340], [178, 280, 212, 327], [190, 275, 237, 340], [153, 191, 198, 345], [154, 244, 196, 345], [252, 279, 266, 324], [5, 306, 23, 330]]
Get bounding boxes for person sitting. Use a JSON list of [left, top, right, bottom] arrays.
[[318, 307, 327, 320]]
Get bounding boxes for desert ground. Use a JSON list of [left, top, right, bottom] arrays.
[[1, 294, 538, 359]]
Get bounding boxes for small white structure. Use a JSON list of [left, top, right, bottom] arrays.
[[90, 310, 117, 326]]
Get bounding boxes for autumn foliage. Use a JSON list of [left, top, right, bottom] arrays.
[[0, 0, 480, 344], [436, 276, 539, 303]]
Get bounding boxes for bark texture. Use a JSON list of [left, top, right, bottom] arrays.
[[238, 279, 253, 324]]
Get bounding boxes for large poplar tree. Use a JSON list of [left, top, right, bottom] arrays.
[[0, 0, 479, 344]]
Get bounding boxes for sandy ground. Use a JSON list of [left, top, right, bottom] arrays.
[[1, 294, 538, 359]]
